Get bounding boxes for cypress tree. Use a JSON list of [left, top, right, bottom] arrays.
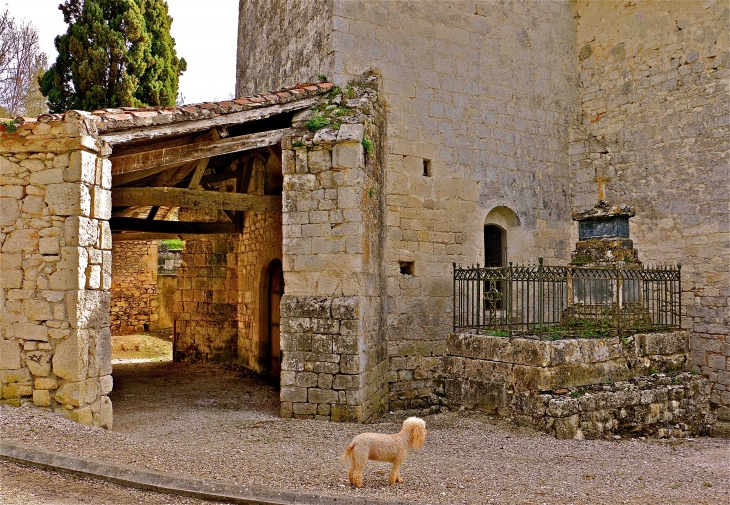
[[40, 0, 186, 112]]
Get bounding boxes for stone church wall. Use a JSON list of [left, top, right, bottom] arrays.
[[236, 0, 335, 97], [110, 240, 158, 334], [0, 113, 113, 428], [328, 0, 579, 410], [571, 0, 730, 425]]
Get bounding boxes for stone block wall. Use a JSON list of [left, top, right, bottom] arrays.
[[279, 119, 387, 422], [235, 195, 283, 372], [236, 0, 335, 97], [173, 235, 239, 363], [0, 112, 113, 428], [110, 240, 158, 334], [571, 0, 730, 423], [328, 0, 579, 411], [172, 154, 284, 370], [514, 374, 713, 440], [445, 332, 713, 438], [446, 331, 691, 403]]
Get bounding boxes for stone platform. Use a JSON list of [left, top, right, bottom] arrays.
[[445, 331, 714, 439]]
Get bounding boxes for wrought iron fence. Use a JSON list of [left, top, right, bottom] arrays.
[[158, 250, 182, 276], [453, 258, 681, 339]]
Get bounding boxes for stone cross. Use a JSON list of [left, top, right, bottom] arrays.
[[593, 172, 611, 202]]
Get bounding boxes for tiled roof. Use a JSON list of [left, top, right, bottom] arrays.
[[15, 82, 334, 133]]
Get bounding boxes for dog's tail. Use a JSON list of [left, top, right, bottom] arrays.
[[340, 442, 356, 464]]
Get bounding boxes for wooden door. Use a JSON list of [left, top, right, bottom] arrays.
[[268, 260, 283, 377]]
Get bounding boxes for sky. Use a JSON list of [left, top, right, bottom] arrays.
[[3, 0, 239, 104]]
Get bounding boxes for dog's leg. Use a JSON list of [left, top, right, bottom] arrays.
[[349, 457, 365, 488], [388, 459, 404, 486]]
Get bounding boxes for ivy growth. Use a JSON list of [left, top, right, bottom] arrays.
[[362, 135, 374, 156], [1, 119, 20, 134]]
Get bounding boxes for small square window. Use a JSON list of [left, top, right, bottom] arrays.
[[399, 261, 414, 275], [423, 159, 432, 177]]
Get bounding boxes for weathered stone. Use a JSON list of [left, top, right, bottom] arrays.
[[0, 198, 20, 226], [554, 414, 584, 440], [64, 216, 99, 247], [45, 183, 91, 216], [0, 340, 21, 369], [32, 389, 51, 406], [2, 229, 39, 253], [66, 151, 96, 184], [91, 187, 111, 220], [52, 330, 89, 381], [99, 395, 112, 428], [307, 149, 331, 173], [49, 247, 87, 290], [23, 299, 53, 321], [12, 323, 48, 342], [25, 351, 53, 376], [332, 142, 363, 170]]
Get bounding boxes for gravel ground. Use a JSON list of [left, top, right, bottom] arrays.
[[0, 460, 225, 505], [1, 361, 728, 505]]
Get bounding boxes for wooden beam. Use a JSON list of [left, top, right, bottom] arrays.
[[112, 187, 281, 212], [187, 158, 209, 189], [110, 218, 237, 234], [99, 96, 319, 145], [199, 170, 239, 185], [112, 162, 187, 186], [112, 233, 182, 242], [111, 128, 290, 175]]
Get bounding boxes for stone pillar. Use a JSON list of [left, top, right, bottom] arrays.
[[0, 112, 113, 428], [280, 123, 387, 422]]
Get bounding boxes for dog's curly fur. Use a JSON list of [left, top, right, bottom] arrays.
[[341, 417, 427, 488]]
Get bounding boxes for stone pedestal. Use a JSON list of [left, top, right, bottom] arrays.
[[571, 201, 640, 266]]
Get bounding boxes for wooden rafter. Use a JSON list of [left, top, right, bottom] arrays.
[[109, 218, 238, 234], [112, 232, 182, 241], [111, 128, 290, 175]]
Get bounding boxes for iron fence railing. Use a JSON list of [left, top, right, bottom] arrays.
[[453, 258, 681, 339], [158, 250, 182, 276]]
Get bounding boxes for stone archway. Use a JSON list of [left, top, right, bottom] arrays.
[[484, 206, 527, 263]]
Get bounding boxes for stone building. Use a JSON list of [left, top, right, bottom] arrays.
[[237, 0, 728, 427], [0, 0, 727, 433]]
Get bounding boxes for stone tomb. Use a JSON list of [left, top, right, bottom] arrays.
[[445, 331, 714, 439]]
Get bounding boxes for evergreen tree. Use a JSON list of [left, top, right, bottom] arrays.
[[40, 0, 186, 112]]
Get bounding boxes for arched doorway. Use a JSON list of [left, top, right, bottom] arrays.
[[484, 224, 506, 268], [266, 259, 284, 378], [484, 224, 506, 309]]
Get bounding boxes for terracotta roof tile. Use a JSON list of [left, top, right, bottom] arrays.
[[11, 82, 330, 134]]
